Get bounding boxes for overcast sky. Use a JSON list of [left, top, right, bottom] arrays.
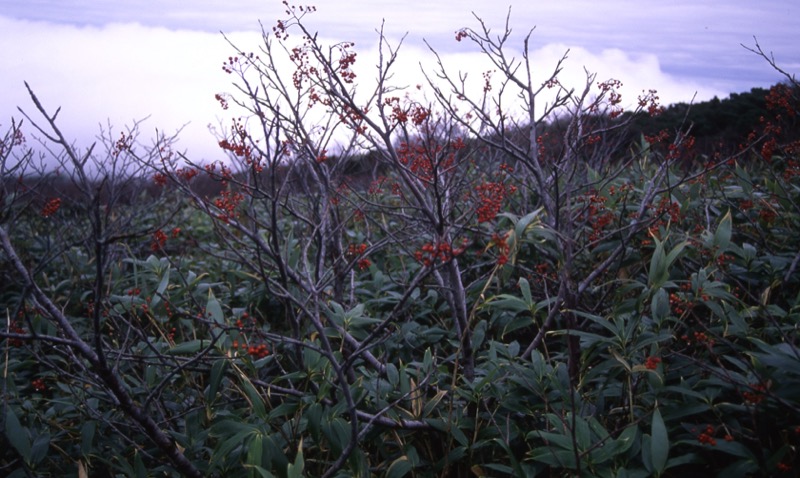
[[1, 0, 797, 161]]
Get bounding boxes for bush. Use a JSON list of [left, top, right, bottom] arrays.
[[2, 5, 799, 477]]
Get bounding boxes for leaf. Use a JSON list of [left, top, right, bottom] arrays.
[[205, 358, 229, 403], [422, 347, 433, 373], [80, 421, 96, 456], [286, 439, 304, 478], [448, 421, 469, 446], [206, 289, 224, 324], [239, 376, 267, 419], [489, 294, 531, 314], [651, 407, 669, 475], [247, 433, 264, 470], [651, 288, 670, 322], [4, 407, 31, 463], [714, 210, 732, 250], [518, 277, 532, 306], [573, 414, 591, 451], [167, 339, 211, 355], [149, 265, 171, 308], [648, 237, 687, 289], [386, 363, 399, 387], [648, 236, 667, 288], [528, 447, 577, 469], [30, 432, 50, 464], [386, 456, 413, 478], [610, 348, 632, 373]]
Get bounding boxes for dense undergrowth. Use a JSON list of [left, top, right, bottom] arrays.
[[2, 4, 800, 477]]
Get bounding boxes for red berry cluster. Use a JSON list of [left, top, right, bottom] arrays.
[[595, 79, 624, 118], [742, 383, 768, 405], [176, 167, 199, 182], [637, 89, 663, 116], [336, 43, 358, 84], [218, 118, 256, 165], [475, 182, 516, 223], [7, 322, 26, 347], [581, 193, 615, 243], [670, 291, 692, 316], [31, 378, 47, 392], [248, 343, 270, 359], [214, 190, 245, 223], [644, 356, 662, 370], [765, 83, 796, 118], [490, 232, 511, 266], [347, 243, 371, 270], [112, 132, 133, 158], [41, 197, 61, 218], [666, 135, 695, 162], [414, 239, 467, 267], [151, 229, 168, 251], [214, 93, 229, 110], [397, 141, 436, 182], [644, 129, 670, 146], [696, 424, 718, 446], [681, 330, 715, 348]]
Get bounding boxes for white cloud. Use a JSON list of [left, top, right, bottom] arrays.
[[0, 12, 769, 167], [1, 16, 253, 161]]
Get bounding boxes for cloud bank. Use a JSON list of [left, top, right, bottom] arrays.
[[0, 10, 782, 161]]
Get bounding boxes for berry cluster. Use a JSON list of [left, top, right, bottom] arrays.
[[347, 243, 371, 270], [696, 424, 718, 446], [151, 229, 168, 251], [41, 197, 61, 218], [415, 240, 467, 267], [742, 383, 768, 405], [31, 378, 47, 392], [644, 356, 662, 370], [475, 182, 516, 223]]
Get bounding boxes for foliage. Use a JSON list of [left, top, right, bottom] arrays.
[[2, 5, 800, 477]]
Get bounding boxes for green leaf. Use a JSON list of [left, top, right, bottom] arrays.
[[527, 431, 574, 450], [422, 347, 433, 373], [286, 439, 304, 478], [714, 210, 732, 250], [528, 447, 577, 469], [167, 339, 212, 355], [648, 237, 667, 288], [4, 407, 31, 462], [386, 456, 413, 478], [206, 289, 225, 324], [247, 433, 264, 470], [240, 377, 267, 419], [450, 422, 469, 447], [30, 432, 50, 464], [206, 358, 229, 403], [518, 277, 532, 306], [651, 408, 669, 475], [651, 288, 670, 322], [649, 237, 687, 289], [489, 294, 531, 314], [573, 414, 591, 451], [149, 264, 171, 308], [80, 421, 96, 456]]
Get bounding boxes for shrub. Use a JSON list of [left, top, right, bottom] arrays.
[[2, 5, 799, 477]]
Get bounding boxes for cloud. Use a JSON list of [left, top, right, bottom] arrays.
[[0, 12, 769, 167], [1, 15, 251, 161]]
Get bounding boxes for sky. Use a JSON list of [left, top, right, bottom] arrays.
[[1, 0, 797, 163]]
